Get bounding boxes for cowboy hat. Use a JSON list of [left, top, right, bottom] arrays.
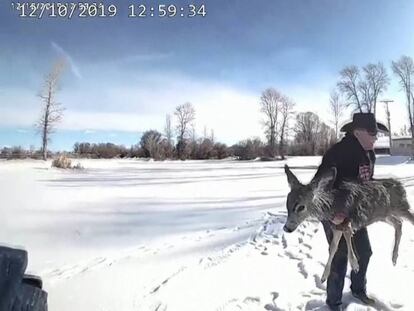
[[340, 112, 389, 134]]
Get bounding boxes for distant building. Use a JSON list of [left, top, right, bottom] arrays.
[[374, 136, 390, 154], [392, 136, 413, 156], [373, 136, 413, 156]]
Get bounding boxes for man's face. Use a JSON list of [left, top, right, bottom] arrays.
[[353, 128, 378, 150]]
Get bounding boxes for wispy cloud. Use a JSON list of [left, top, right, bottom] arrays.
[[119, 52, 173, 64], [51, 41, 83, 79]]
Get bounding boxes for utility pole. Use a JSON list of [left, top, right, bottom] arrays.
[[381, 100, 394, 155]]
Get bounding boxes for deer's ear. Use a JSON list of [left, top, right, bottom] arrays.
[[284, 164, 301, 189], [315, 167, 337, 191]]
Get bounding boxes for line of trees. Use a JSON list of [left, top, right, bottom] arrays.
[[27, 54, 414, 161]]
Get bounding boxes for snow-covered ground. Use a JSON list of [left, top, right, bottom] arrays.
[[1, 156, 414, 311]]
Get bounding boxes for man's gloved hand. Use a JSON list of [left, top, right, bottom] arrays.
[[331, 212, 348, 225], [331, 212, 352, 231]]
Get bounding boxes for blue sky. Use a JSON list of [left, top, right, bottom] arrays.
[[1, 0, 414, 151]]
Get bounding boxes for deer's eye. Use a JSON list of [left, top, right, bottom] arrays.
[[296, 205, 305, 213]]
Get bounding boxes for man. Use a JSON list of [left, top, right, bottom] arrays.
[[314, 112, 389, 311]]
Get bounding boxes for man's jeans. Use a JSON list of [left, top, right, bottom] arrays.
[[322, 221, 372, 307]]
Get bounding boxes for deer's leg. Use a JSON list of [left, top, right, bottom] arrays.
[[343, 227, 359, 273], [386, 217, 402, 265], [399, 209, 414, 226], [321, 228, 343, 283]]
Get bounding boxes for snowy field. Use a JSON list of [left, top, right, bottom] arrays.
[[1, 156, 414, 311]]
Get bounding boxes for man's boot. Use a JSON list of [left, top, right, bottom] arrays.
[[327, 303, 343, 311], [352, 291, 376, 305]]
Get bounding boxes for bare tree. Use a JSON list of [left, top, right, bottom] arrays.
[[260, 88, 283, 157], [164, 114, 173, 146], [294, 112, 322, 155], [337, 66, 363, 113], [329, 90, 345, 140], [337, 63, 389, 116], [190, 124, 196, 142], [317, 123, 336, 155], [381, 100, 394, 155], [398, 124, 411, 136], [392, 55, 414, 159], [140, 130, 163, 159], [232, 138, 264, 160], [278, 95, 295, 160], [174, 102, 195, 159], [210, 129, 215, 143], [360, 63, 389, 115], [36, 60, 65, 160], [164, 114, 174, 157]]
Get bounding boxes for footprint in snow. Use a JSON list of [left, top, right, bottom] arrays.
[[153, 302, 168, 311], [390, 302, 404, 309], [281, 235, 288, 249], [297, 261, 308, 279], [303, 243, 312, 250], [310, 289, 324, 296], [264, 294, 283, 311], [243, 296, 260, 304], [304, 299, 329, 311], [313, 274, 327, 291], [264, 304, 283, 311], [216, 297, 260, 311], [284, 250, 303, 261], [297, 229, 306, 236], [215, 299, 239, 311]]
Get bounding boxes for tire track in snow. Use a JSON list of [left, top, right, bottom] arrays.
[[44, 244, 158, 283], [150, 266, 188, 294], [139, 220, 264, 310]]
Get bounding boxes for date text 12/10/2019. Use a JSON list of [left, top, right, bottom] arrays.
[[10, 3, 207, 19]]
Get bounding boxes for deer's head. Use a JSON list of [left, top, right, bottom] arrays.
[[283, 164, 336, 233]]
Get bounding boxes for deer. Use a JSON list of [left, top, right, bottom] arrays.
[[283, 164, 414, 282]]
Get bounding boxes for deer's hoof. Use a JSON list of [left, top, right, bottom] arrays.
[[350, 257, 359, 273], [321, 270, 329, 283], [351, 263, 359, 273], [392, 254, 398, 266]]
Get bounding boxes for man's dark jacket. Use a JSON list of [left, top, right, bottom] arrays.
[[315, 133, 375, 185]]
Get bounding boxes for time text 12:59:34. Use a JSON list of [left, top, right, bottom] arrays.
[[128, 4, 206, 18]]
